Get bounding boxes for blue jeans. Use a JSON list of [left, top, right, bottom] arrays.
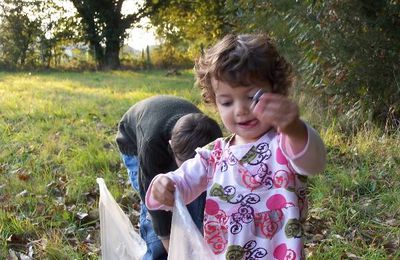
[[122, 155, 206, 260], [122, 154, 167, 260]]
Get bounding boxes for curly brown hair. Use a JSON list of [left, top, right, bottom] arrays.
[[195, 34, 294, 104]]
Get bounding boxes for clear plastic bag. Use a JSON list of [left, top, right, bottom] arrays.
[[168, 190, 216, 260], [97, 178, 146, 260]]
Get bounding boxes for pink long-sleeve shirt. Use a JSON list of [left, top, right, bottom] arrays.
[[146, 125, 326, 259]]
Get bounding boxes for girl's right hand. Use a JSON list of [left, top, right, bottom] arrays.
[[151, 175, 176, 207]]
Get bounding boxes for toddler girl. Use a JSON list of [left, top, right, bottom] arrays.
[[146, 34, 326, 260]]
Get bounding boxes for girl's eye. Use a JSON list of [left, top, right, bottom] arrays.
[[220, 101, 232, 106]]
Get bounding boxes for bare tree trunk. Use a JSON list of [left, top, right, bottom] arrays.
[[90, 41, 105, 69], [104, 40, 120, 70]]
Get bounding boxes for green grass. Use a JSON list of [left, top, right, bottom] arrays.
[[0, 70, 399, 259]]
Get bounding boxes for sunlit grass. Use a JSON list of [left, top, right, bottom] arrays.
[[0, 70, 200, 258], [305, 109, 400, 259], [1, 70, 399, 258]]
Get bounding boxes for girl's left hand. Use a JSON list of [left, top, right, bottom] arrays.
[[252, 93, 307, 153], [252, 93, 302, 135]]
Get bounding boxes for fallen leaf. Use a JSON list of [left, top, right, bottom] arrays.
[[7, 249, 18, 260], [46, 181, 56, 188], [0, 163, 7, 174], [67, 204, 76, 212], [312, 234, 325, 242], [383, 240, 399, 254], [17, 251, 31, 260], [7, 234, 29, 251], [333, 234, 345, 240], [16, 190, 28, 198], [384, 218, 398, 227], [17, 171, 31, 181], [76, 212, 89, 220], [35, 202, 46, 215]]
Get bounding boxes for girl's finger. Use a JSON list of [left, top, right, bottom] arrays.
[[159, 176, 175, 192], [163, 192, 175, 207]]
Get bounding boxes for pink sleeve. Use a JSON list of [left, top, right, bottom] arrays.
[[145, 152, 209, 211], [280, 123, 326, 175]]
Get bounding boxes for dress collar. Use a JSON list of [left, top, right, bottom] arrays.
[[226, 129, 278, 161]]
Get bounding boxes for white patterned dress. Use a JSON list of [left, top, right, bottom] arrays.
[[146, 126, 326, 260]]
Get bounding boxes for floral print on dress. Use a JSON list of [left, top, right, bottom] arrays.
[[204, 199, 229, 254], [226, 240, 267, 259], [273, 243, 297, 260], [202, 131, 308, 259], [285, 219, 303, 239], [240, 142, 272, 165], [238, 166, 272, 190]]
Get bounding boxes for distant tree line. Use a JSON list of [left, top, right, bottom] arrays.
[[0, 0, 169, 70], [0, 0, 78, 69], [0, 0, 398, 131]]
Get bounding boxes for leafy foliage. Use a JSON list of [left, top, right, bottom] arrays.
[[0, 0, 82, 69], [284, 0, 400, 132], [149, 0, 399, 130], [150, 0, 233, 65], [222, 0, 400, 131], [0, 1, 41, 68]]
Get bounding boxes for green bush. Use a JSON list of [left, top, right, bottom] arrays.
[[224, 0, 400, 133]]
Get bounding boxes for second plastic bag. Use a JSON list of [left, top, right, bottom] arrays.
[[97, 178, 146, 260], [168, 190, 215, 260]]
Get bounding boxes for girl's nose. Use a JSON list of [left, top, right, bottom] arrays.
[[235, 100, 251, 116]]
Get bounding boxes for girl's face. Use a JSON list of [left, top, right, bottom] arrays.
[[211, 77, 272, 145]]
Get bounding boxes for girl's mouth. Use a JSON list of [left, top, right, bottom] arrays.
[[238, 119, 258, 128]]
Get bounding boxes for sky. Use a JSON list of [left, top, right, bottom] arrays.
[[122, 0, 158, 50], [125, 19, 158, 50]]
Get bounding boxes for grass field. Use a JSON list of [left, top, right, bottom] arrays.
[[0, 70, 399, 259]]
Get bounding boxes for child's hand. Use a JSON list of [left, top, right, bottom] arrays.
[[151, 175, 176, 207], [253, 93, 300, 133], [253, 93, 307, 152]]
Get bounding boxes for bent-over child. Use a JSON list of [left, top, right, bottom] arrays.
[[116, 95, 222, 259]]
